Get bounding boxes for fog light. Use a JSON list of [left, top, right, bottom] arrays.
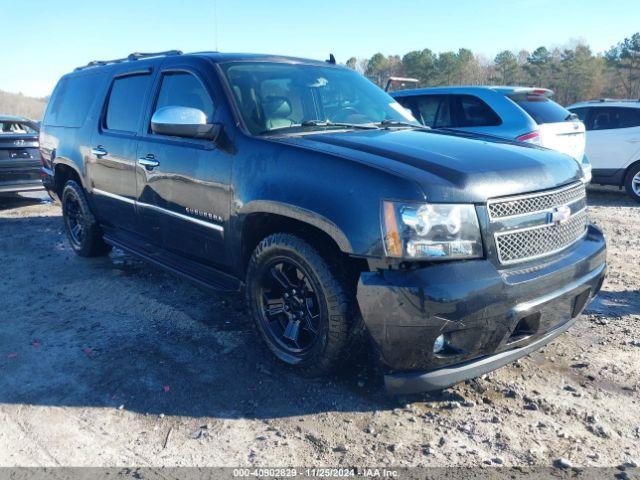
[[433, 334, 446, 354]]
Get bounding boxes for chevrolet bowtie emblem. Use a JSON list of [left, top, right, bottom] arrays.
[[548, 205, 572, 225]]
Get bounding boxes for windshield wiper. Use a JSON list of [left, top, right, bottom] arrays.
[[300, 120, 379, 130], [377, 120, 431, 130], [260, 120, 379, 135]]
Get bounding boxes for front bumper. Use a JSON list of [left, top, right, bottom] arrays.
[[357, 224, 606, 395]]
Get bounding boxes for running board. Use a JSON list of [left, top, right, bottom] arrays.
[[103, 234, 242, 293]]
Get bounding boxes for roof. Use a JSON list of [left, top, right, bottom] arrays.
[[567, 99, 640, 109], [390, 85, 554, 98], [196, 52, 334, 66], [73, 50, 337, 72]]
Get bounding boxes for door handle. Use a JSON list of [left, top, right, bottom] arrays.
[[629, 138, 640, 143], [91, 146, 108, 158], [138, 154, 159, 170]]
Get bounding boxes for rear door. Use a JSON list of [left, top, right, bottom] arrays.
[[88, 68, 154, 235], [509, 93, 585, 160], [581, 106, 640, 172], [134, 62, 232, 269], [397, 94, 452, 128]]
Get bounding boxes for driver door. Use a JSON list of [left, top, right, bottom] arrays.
[[135, 67, 233, 269]]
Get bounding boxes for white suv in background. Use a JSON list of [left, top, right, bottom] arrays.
[[568, 100, 640, 201]]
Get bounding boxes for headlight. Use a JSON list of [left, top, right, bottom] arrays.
[[581, 155, 592, 184], [382, 201, 483, 260]]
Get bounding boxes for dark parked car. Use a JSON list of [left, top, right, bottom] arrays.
[[0, 115, 43, 194], [40, 51, 606, 394]]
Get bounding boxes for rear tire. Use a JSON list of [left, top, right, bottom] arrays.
[[624, 163, 640, 203], [61, 180, 111, 257], [246, 233, 354, 376]]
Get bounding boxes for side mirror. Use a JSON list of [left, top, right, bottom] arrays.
[[151, 106, 220, 140]]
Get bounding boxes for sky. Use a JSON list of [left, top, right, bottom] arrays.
[[1, 0, 639, 97]]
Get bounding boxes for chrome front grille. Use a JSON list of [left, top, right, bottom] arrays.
[[495, 209, 588, 264], [488, 182, 588, 265], [488, 182, 586, 219]]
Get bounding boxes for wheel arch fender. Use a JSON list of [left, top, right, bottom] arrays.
[[625, 158, 640, 177], [52, 158, 86, 196], [624, 159, 640, 196], [238, 200, 353, 253]]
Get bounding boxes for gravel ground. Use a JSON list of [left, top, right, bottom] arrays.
[[0, 187, 638, 469]]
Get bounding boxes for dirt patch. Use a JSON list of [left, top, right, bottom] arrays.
[[0, 188, 638, 467]]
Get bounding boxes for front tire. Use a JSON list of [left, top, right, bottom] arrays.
[[625, 163, 640, 203], [61, 180, 111, 257], [246, 233, 353, 376]]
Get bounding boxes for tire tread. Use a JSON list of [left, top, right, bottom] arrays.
[[62, 180, 111, 257], [246, 233, 354, 376]]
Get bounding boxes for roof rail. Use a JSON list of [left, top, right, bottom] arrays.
[[75, 50, 183, 71], [590, 98, 640, 103]]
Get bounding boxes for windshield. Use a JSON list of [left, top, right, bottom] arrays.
[[221, 62, 418, 135], [0, 121, 38, 135]]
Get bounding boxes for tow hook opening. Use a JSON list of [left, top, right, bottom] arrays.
[[572, 288, 592, 318], [433, 333, 466, 357], [508, 312, 541, 344]]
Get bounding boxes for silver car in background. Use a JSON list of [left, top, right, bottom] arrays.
[[391, 86, 591, 181]]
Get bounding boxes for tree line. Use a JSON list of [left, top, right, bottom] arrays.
[[0, 90, 48, 120], [346, 32, 640, 106]]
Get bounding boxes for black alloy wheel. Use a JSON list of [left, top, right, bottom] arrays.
[[61, 180, 111, 257], [258, 257, 322, 354], [246, 233, 354, 375], [64, 191, 85, 249]]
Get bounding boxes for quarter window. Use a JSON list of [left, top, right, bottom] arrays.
[[44, 73, 104, 128], [452, 95, 502, 127], [153, 72, 215, 123], [569, 107, 589, 123], [105, 74, 152, 133]]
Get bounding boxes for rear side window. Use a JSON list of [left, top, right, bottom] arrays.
[[105, 74, 152, 133], [411, 95, 452, 128], [589, 107, 640, 131], [44, 74, 104, 128], [509, 94, 571, 124], [0, 121, 38, 134], [153, 72, 215, 122], [569, 107, 589, 123], [452, 95, 501, 127]]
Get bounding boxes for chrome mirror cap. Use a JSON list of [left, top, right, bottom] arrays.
[[151, 106, 217, 139]]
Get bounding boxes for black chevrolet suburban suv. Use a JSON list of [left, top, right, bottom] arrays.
[[40, 51, 606, 394]]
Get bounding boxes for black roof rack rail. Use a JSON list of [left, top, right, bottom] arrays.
[[589, 98, 640, 103], [75, 50, 183, 71]]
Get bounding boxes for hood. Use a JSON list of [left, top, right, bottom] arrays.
[[272, 129, 582, 203]]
